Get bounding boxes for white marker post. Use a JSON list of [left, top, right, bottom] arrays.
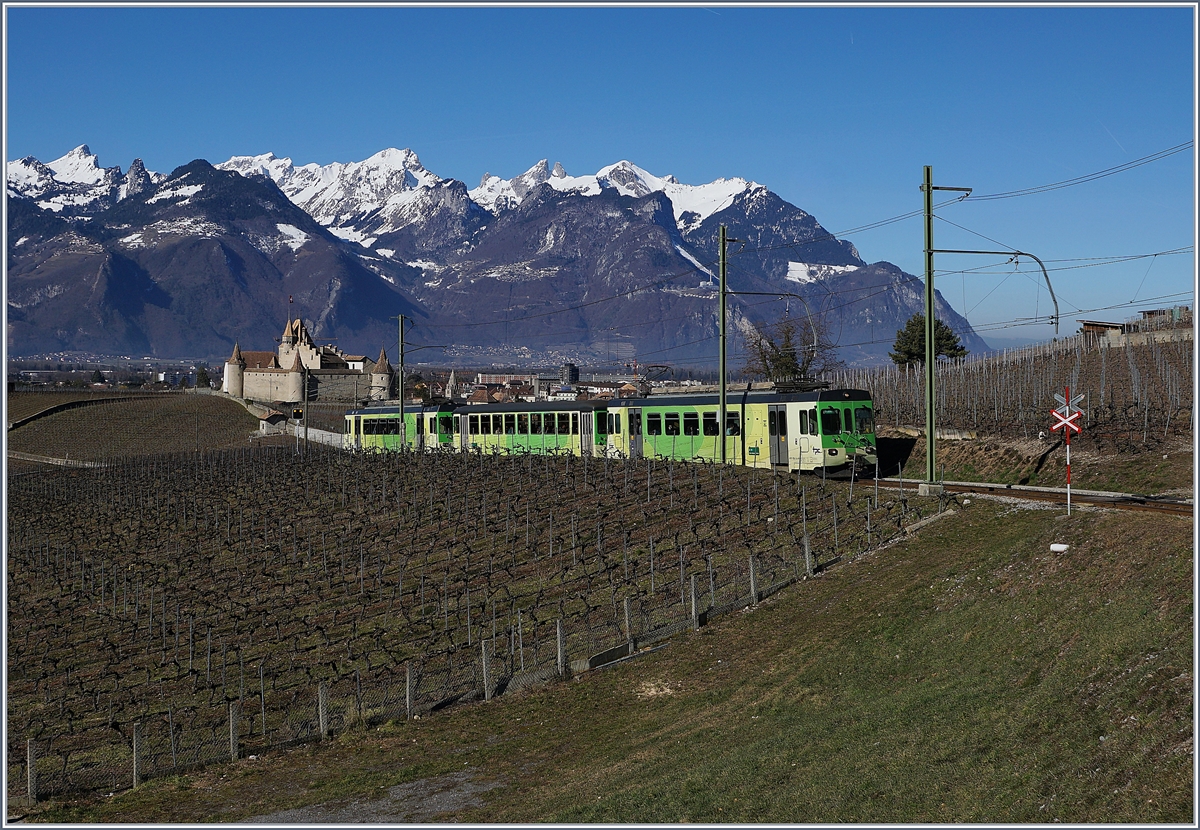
[[1051, 387, 1085, 515]]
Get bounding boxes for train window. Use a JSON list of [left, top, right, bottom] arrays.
[[725, 413, 741, 436], [416, 416, 424, 435], [517, 414, 529, 434], [684, 412, 699, 436], [615, 414, 622, 434], [820, 407, 841, 435], [631, 413, 640, 435], [778, 411, 787, 437], [768, 410, 776, 436], [543, 414, 555, 435], [646, 413, 662, 436], [558, 413, 571, 434], [665, 413, 680, 436], [530, 413, 542, 434], [855, 406, 874, 435], [469, 414, 479, 435], [503, 414, 514, 434], [703, 412, 719, 436], [484, 414, 496, 435], [571, 412, 579, 435]]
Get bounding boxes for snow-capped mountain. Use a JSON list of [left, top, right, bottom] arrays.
[[6, 145, 166, 216], [7, 143, 990, 365], [471, 159, 759, 234], [216, 149, 488, 261]]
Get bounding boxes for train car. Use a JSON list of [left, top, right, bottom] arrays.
[[453, 400, 609, 456], [344, 402, 457, 451], [604, 388, 876, 472]]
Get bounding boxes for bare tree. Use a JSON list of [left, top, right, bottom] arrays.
[[742, 315, 843, 382]]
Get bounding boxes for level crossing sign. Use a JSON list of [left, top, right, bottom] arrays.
[[1050, 387, 1086, 514]]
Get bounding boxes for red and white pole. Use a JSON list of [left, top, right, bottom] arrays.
[[1065, 386, 1071, 516]]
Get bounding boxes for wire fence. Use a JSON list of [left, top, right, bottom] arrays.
[[7, 443, 934, 802]]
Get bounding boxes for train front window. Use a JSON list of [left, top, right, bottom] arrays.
[[703, 412, 719, 436], [646, 414, 662, 436], [684, 413, 699, 436], [855, 406, 874, 435], [820, 407, 841, 435]]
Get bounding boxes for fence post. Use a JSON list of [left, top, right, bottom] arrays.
[[690, 574, 699, 631], [749, 555, 758, 605], [318, 683, 329, 738], [481, 641, 492, 701], [355, 670, 362, 725], [26, 739, 37, 802], [556, 618, 566, 677], [802, 487, 813, 577], [228, 702, 238, 761], [623, 596, 633, 648], [132, 722, 143, 787], [405, 663, 413, 719]]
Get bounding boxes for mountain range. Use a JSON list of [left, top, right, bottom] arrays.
[[7, 144, 989, 370]]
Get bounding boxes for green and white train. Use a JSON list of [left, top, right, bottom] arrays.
[[344, 388, 876, 473]]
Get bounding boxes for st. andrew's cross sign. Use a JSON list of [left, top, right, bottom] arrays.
[[1050, 388, 1086, 514]]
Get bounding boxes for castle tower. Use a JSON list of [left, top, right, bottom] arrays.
[[284, 349, 305, 403], [222, 342, 246, 397], [370, 347, 393, 401]]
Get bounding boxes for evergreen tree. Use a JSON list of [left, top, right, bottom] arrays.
[[195, 367, 211, 389], [890, 313, 968, 366], [90, 369, 104, 384]]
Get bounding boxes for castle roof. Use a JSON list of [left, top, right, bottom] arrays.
[[374, 347, 392, 374], [228, 342, 245, 365], [289, 350, 304, 373], [241, 351, 279, 370]]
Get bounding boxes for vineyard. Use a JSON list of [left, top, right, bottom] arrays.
[[6, 442, 934, 801], [833, 331, 1192, 450], [6, 394, 259, 462]]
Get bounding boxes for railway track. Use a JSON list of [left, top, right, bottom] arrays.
[[878, 478, 1193, 517]]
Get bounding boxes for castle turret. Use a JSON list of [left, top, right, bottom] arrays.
[[283, 349, 305, 403], [222, 342, 246, 397], [370, 347, 394, 401]]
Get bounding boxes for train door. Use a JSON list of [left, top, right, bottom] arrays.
[[798, 407, 818, 469], [581, 411, 594, 456], [768, 404, 788, 468], [628, 408, 642, 461]]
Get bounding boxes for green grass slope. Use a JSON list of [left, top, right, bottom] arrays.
[[34, 498, 1192, 824]]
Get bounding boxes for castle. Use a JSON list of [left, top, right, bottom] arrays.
[[222, 317, 394, 404]]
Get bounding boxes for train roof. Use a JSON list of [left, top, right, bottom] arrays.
[[453, 400, 609, 414], [610, 388, 873, 408], [346, 403, 453, 417]]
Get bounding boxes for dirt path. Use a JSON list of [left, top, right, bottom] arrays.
[[245, 770, 504, 823]]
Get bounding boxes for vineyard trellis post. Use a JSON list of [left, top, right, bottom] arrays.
[[132, 721, 143, 787]]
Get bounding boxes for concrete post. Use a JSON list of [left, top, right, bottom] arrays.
[[481, 641, 492, 701], [623, 596, 633, 644], [228, 702, 238, 761], [690, 574, 699, 631], [26, 739, 37, 802], [405, 663, 413, 719], [749, 555, 758, 604], [556, 619, 566, 677], [318, 683, 329, 738], [132, 722, 143, 787]]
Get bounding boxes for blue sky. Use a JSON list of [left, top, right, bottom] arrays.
[[5, 4, 1195, 347]]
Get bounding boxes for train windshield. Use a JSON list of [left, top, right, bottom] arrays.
[[854, 406, 874, 435]]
